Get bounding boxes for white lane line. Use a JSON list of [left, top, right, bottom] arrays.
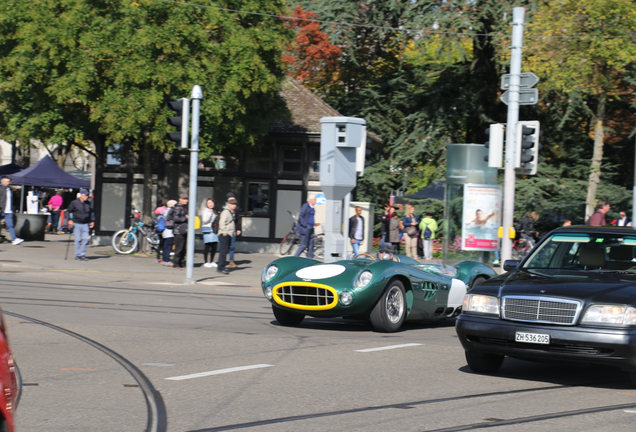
[[355, 343, 424, 353], [165, 364, 274, 381], [624, 410, 636, 413]]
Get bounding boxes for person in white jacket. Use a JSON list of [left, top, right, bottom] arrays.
[[201, 199, 219, 268]]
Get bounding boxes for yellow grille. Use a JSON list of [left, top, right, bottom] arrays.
[[273, 282, 338, 311]]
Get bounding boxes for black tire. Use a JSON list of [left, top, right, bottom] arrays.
[[280, 233, 297, 255], [465, 351, 504, 373], [471, 276, 487, 289], [272, 305, 305, 326], [112, 230, 138, 254], [370, 279, 407, 332]]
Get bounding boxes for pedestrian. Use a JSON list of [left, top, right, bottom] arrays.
[[226, 192, 242, 268], [349, 206, 364, 256], [419, 213, 438, 260], [612, 211, 631, 227], [160, 200, 176, 265], [66, 189, 94, 260], [387, 211, 402, 252], [217, 196, 238, 274], [562, 218, 572, 227], [402, 205, 420, 259], [153, 200, 168, 263], [516, 211, 540, 245], [201, 198, 219, 268], [588, 200, 610, 226], [379, 203, 392, 249], [47, 190, 64, 234], [0, 176, 24, 245], [170, 193, 189, 269], [295, 194, 320, 258]]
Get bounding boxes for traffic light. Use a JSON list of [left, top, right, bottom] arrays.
[[515, 120, 541, 175], [166, 98, 189, 148], [484, 124, 504, 169]]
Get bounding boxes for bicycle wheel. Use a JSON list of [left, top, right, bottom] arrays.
[[280, 232, 298, 255], [112, 230, 138, 254], [313, 235, 324, 259], [146, 232, 160, 253]]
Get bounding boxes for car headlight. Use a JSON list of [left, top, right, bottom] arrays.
[[340, 291, 354, 306], [353, 270, 373, 289], [264, 286, 273, 300], [582, 305, 636, 325], [463, 294, 500, 315], [262, 265, 278, 282]]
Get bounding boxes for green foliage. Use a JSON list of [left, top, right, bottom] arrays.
[[0, 0, 293, 157]]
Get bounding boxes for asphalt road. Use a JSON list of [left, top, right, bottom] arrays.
[[2, 237, 636, 431]]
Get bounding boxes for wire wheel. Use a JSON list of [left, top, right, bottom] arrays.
[[112, 230, 138, 254], [280, 232, 298, 255]]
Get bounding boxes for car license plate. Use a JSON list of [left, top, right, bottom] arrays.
[[515, 332, 550, 345]]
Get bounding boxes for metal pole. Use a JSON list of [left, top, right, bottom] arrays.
[[501, 7, 525, 263], [184, 85, 202, 284], [343, 193, 351, 258], [633, 131, 636, 229]]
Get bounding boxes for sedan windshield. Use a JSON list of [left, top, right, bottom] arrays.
[[523, 233, 636, 271]]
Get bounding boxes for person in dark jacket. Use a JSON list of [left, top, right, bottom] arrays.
[[295, 194, 320, 258], [588, 200, 610, 226], [66, 189, 94, 260], [0, 176, 23, 245], [349, 206, 364, 255], [170, 193, 189, 269]]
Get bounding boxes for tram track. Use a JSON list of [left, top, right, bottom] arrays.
[[5, 311, 167, 432]]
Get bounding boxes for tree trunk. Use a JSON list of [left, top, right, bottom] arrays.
[[585, 97, 606, 220], [142, 139, 153, 226]]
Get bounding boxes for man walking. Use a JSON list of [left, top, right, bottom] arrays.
[[217, 196, 238, 274], [66, 189, 94, 260], [171, 193, 189, 269], [226, 192, 241, 268], [295, 194, 319, 259], [349, 206, 364, 256], [0, 177, 23, 245], [588, 200, 610, 226], [419, 213, 438, 261]]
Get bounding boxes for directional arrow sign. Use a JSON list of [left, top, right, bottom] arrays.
[[501, 72, 540, 90], [500, 88, 539, 106]]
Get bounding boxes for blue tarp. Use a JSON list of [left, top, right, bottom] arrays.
[[0, 163, 23, 176], [10, 156, 90, 189]]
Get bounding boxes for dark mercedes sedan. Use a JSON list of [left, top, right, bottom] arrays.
[[456, 226, 636, 385]]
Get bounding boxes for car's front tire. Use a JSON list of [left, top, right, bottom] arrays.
[[370, 279, 406, 333], [272, 305, 305, 326], [465, 350, 504, 373]]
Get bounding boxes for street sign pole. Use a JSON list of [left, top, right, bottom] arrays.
[[184, 85, 203, 284], [501, 7, 526, 264]]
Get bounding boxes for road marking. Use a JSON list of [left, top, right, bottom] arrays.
[[165, 364, 274, 381], [624, 410, 636, 413], [355, 343, 424, 353]]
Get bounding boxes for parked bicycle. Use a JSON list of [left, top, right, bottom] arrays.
[[112, 208, 160, 254], [279, 210, 324, 259]]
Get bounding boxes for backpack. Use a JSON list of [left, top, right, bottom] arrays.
[[211, 212, 219, 234], [424, 226, 432, 240], [164, 209, 175, 229], [155, 215, 166, 233]]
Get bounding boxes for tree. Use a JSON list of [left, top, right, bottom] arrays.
[[0, 0, 292, 220], [524, 0, 636, 219]]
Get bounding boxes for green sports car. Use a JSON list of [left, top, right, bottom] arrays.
[[261, 252, 497, 332]]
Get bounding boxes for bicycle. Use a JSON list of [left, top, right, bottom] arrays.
[[512, 236, 535, 261], [112, 208, 160, 255], [279, 211, 324, 259]]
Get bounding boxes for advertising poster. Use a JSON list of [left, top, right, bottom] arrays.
[[462, 184, 502, 251]]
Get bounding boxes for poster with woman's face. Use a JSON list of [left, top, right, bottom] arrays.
[[462, 184, 502, 250]]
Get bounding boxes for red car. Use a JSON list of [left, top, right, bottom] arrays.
[[0, 309, 20, 432]]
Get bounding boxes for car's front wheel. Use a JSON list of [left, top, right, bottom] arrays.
[[272, 306, 305, 326], [370, 279, 406, 333], [465, 351, 504, 373]]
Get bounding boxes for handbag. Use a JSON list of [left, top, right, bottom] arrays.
[[405, 226, 418, 238]]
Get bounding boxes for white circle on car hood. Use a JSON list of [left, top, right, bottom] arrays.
[[296, 264, 346, 280]]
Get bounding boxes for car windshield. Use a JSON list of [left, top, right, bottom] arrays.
[[523, 232, 636, 271]]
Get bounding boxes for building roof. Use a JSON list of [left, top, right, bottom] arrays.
[[270, 78, 382, 143]]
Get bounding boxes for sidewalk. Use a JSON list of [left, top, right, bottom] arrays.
[[0, 235, 276, 285]]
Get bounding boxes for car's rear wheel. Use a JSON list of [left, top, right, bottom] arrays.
[[272, 305, 305, 326], [465, 350, 504, 373], [471, 276, 487, 289], [370, 279, 406, 333]]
